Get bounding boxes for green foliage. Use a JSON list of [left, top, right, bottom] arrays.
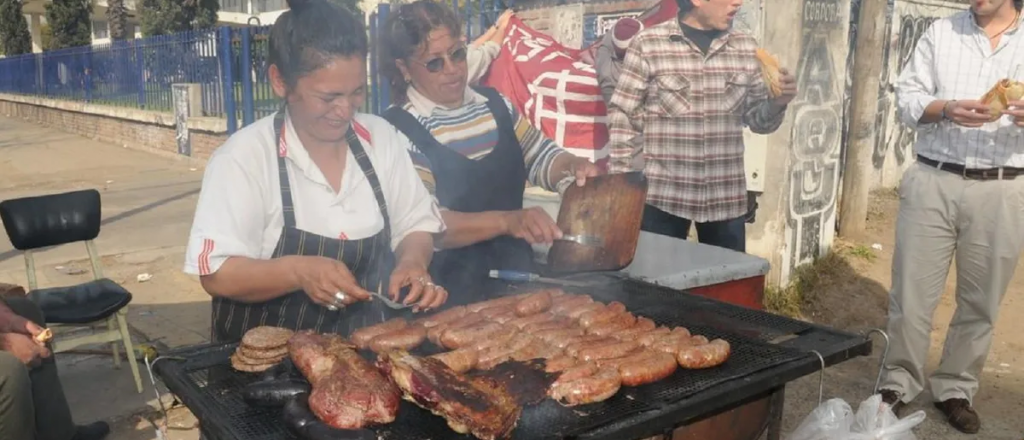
[[140, 0, 220, 37], [41, 24, 54, 51], [106, 0, 130, 40], [46, 0, 94, 50], [0, 0, 33, 56]]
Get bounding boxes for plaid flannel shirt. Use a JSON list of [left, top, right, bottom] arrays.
[[607, 19, 786, 223]]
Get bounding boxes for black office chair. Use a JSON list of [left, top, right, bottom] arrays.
[[0, 189, 143, 393]]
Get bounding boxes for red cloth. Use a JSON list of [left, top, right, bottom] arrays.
[[478, 3, 679, 168]]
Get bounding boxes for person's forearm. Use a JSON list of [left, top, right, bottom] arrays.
[[437, 210, 510, 249], [547, 152, 577, 187], [199, 256, 301, 303], [395, 231, 434, 269], [918, 99, 948, 124], [472, 26, 497, 47]]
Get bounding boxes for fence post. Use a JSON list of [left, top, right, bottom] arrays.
[[240, 28, 255, 127], [84, 49, 94, 102], [219, 26, 238, 134], [135, 41, 146, 108], [377, 3, 391, 111]]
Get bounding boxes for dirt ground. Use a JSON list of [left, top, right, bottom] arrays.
[[778, 190, 1024, 439]]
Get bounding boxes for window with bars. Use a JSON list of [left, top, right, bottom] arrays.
[[220, 0, 247, 13], [93, 20, 109, 39]]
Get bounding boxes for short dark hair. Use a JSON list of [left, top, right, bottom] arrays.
[[1017, 0, 1022, 11], [379, 0, 463, 104], [268, 0, 368, 88], [676, 0, 695, 17]]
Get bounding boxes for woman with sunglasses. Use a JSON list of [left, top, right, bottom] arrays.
[[379, 0, 603, 305], [183, 0, 447, 343]]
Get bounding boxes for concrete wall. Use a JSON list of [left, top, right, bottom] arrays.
[[869, 0, 968, 189], [0, 94, 227, 163]]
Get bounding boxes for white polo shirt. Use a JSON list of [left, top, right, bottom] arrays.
[[183, 112, 445, 276]]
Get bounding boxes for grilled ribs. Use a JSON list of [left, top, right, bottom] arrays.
[[287, 331, 401, 429], [377, 350, 522, 440]]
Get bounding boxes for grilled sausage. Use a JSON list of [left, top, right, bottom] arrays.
[[551, 295, 595, 315], [477, 305, 515, 319], [563, 301, 605, 319], [544, 355, 579, 372], [578, 302, 628, 328], [476, 333, 537, 370], [412, 306, 466, 328], [514, 290, 554, 316], [650, 333, 706, 355], [677, 339, 731, 369], [440, 321, 505, 349], [350, 318, 407, 350], [565, 337, 618, 358], [549, 367, 622, 406], [533, 327, 585, 345], [427, 312, 485, 345], [491, 310, 519, 324], [547, 288, 567, 298], [368, 325, 427, 353], [556, 334, 608, 350], [575, 340, 641, 362], [585, 312, 638, 336], [557, 361, 598, 382], [507, 312, 556, 330], [637, 327, 673, 347], [242, 379, 311, 407], [466, 295, 526, 313], [522, 316, 574, 334], [511, 341, 562, 361], [470, 325, 520, 351], [613, 317, 658, 340], [619, 351, 678, 386], [429, 348, 479, 373]]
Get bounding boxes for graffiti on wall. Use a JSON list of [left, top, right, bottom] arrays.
[[871, 0, 967, 171], [786, 0, 847, 274], [172, 84, 191, 157]]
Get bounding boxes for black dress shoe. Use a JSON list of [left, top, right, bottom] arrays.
[[879, 389, 906, 417], [934, 398, 980, 434], [71, 421, 110, 440]]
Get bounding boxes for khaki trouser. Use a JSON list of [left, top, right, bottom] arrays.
[[0, 297, 77, 440], [880, 162, 1024, 404]]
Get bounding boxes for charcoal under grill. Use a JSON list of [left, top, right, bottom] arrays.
[[154, 275, 871, 440]]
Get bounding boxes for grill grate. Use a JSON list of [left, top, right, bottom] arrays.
[[156, 278, 811, 440]]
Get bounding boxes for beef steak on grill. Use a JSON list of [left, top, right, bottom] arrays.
[[287, 331, 401, 429], [377, 350, 522, 440]]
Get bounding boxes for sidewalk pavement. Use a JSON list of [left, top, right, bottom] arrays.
[[0, 118, 209, 440]]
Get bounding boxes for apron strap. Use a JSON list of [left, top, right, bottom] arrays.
[[272, 111, 299, 228], [472, 86, 517, 140], [382, 106, 447, 156], [346, 129, 392, 248]]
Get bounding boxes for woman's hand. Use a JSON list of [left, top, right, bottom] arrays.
[[289, 256, 373, 309], [389, 261, 447, 313], [0, 332, 49, 367], [503, 207, 562, 244]]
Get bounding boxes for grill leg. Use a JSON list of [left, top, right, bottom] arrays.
[[765, 386, 786, 440]]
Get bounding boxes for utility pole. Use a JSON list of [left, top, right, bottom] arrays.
[[839, 0, 887, 238]]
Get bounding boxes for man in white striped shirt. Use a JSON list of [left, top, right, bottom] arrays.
[[880, 0, 1024, 433]]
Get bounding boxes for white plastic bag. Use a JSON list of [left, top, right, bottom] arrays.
[[788, 394, 926, 440]]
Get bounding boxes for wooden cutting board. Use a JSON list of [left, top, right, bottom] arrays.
[[546, 171, 648, 274]]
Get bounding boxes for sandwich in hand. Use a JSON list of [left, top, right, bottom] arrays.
[[979, 78, 1024, 120], [755, 48, 783, 98]]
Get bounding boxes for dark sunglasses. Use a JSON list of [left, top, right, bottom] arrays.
[[415, 46, 468, 73]]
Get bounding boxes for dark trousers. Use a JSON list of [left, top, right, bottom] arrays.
[[0, 297, 77, 440], [640, 204, 747, 253]]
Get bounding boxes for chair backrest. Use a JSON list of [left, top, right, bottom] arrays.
[[0, 189, 102, 251]]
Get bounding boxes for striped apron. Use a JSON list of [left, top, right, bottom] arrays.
[[210, 111, 399, 342]]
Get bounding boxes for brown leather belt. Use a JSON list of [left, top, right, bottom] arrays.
[[917, 155, 1024, 181]]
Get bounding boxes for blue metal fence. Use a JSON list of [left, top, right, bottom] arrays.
[[0, 0, 508, 135]]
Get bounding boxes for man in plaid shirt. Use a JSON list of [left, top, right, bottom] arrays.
[[606, 0, 797, 252]]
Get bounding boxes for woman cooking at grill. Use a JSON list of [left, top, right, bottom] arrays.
[[378, 0, 603, 305], [183, 0, 447, 342]]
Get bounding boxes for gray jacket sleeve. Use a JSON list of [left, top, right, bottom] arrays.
[[594, 34, 619, 104]]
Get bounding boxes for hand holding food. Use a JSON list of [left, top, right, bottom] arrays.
[[1006, 99, 1024, 127], [943, 100, 995, 128], [756, 48, 797, 106], [290, 256, 373, 309], [979, 78, 1024, 121]]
